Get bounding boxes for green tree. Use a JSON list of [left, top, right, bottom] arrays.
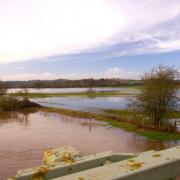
[[131, 66, 179, 125]]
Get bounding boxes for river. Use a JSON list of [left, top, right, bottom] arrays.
[[0, 110, 179, 179]]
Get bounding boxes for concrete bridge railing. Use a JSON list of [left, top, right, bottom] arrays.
[[10, 146, 180, 180]]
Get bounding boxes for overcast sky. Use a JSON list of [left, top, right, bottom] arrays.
[[0, 0, 180, 80]]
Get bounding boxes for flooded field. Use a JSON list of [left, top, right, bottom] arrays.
[[0, 110, 179, 179], [9, 87, 180, 112], [31, 96, 132, 112], [7, 87, 140, 94]]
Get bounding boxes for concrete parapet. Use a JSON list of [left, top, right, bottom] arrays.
[[10, 146, 180, 180]]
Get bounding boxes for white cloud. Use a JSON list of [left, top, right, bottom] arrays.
[[0, 0, 180, 63], [0, 0, 123, 63], [103, 67, 140, 79], [2, 72, 59, 81], [2, 68, 141, 80]]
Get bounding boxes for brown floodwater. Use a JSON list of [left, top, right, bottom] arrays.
[[0, 110, 179, 179]]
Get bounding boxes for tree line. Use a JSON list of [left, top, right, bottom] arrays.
[[4, 79, 144, 88]]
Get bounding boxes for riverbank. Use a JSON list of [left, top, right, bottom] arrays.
[[40, 106, 180, 141]]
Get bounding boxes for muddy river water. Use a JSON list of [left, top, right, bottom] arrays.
[[0, 110, 179, 179]]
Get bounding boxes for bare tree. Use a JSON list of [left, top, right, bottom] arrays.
[[22, 87, 29, 102], [130, 66, 180, 125], [17, 86, 29, 102]]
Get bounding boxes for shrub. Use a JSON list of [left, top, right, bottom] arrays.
[[0, 96, 19, 111]]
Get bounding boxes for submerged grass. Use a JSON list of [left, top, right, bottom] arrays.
[[41, 107, 180, 140], [137, 130, 180, 141], [108, 120, 137, 132], [169, 111, 180, 119]]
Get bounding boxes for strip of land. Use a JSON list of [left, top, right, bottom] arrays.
[[11, 91, 137, 98]]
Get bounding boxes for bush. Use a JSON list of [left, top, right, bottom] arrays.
[[0, 96, 41, 111], [0, 96, 19, 111], [0, 81, 7, 96]]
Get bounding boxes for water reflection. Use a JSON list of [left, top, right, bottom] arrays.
[[0, 109, 38, 126], [0, 110, 179, 179]]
